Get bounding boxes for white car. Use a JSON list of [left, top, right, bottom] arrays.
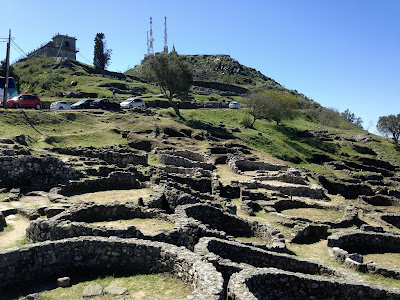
[[50, 101, 71, 110], [229, 101, 240, 109], [120, 98, 146, 109]]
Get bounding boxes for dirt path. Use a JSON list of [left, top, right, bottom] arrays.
[[0, 216, 30, 250]]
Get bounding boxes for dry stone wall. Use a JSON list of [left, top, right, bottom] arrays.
[[227, 268, 400, 300], [0, 154, 82, 188], [0, 237, 224, 300]]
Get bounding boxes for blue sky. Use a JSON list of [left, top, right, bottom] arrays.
[[2, 0, 399, 133]]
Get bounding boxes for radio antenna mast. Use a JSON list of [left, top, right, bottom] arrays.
[[149, 17, 154, 55], [164, 16, 168, 53]]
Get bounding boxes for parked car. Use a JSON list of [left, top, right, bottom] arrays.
[[228, 101, 240, 109], [0, 94, 41, 109], [71, 99, 95, 109], [90, 98, 120, 110], [120, 98, 146, 109], [50, 101, 71, 110]]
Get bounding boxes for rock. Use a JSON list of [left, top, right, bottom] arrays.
[[26, 191, 47, 197], [82, 284, 103, 297], [22, 293, 41, 300], [57, 276, 70, 287], [70, 81, 77, 86], [104, 285, 127, 295]]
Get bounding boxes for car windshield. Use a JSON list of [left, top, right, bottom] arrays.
[[74, 100, 86, 105], [122, 99, 132, 103], [10, 96, 19, 100], [93, 99, 104, 103]]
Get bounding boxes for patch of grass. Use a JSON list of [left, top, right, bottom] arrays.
[[92, 218, 175, 235], [68, 189, 153, 204], [281, 208, 344, 222], [8, 273, 192, 300], [216, 165, 250, 185], [363, 253, 400, 270]]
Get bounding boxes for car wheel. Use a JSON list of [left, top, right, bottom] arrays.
[[13, 103, 18, 109], [102, 105, 106, 110], [59, 107, 63, 110], [35, 104, 41, 110]]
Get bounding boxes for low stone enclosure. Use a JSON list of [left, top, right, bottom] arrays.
[[227, 268, 400, 300], [175, 203, 286, 252], [194, 237, 354, 290], [157, 148, 216, 170], [0, 237, 224, 299], [27, 203, 181, 244], [328, 230, 400, 279]]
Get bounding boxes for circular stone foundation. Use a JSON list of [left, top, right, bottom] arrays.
[[0, 236, 224, 299]]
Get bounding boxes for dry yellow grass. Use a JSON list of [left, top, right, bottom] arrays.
[[91, 218, 175, 235], [281, 208, 343, 222], [68, 188, 153, 204]]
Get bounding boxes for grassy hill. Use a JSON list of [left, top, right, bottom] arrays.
[[8, 54, 400, 172]]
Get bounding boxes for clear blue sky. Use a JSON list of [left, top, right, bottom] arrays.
[[2, 0, 399, 133]]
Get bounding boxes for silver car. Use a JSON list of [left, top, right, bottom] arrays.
[[120, 98, 146, 109], [50, 101, 71, 110]]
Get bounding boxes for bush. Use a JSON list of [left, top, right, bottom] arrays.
[[241, 114, 253, 128]]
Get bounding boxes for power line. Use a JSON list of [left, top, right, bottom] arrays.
[[77, 52, 92, 64], [10, 40, 28, 57]]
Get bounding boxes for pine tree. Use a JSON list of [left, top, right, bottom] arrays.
[[93, 33, 112, 72]]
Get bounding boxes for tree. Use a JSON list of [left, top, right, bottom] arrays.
[[340, 109, 363, 128], [246, 90, 299, 126], [377, 114, 400, 145], [93, 33, 112, 72], [0, 60, 20, 88], [146, 53, 193, 119]]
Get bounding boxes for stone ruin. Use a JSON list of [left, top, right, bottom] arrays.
[[1, 138, 400, 299]]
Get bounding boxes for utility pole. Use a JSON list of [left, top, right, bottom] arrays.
[[3, 29, 11, 109]]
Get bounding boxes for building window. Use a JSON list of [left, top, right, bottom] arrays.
[[65, 41, 70, 48]]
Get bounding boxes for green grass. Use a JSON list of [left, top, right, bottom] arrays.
[[6, 273, 193, 300]]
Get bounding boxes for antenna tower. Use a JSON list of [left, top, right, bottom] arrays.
[[146, 31, 150, 55], [149, 17, 154, 55], [164, 16, 168, 53]]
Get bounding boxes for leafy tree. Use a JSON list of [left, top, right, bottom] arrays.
[[93, 33, 112, 72], [340, 109, 363, 127], [146, 53, 193, 119], [246, 90, 299, 126], [377, 114, 400, 145], [0, 60, 20, 88]]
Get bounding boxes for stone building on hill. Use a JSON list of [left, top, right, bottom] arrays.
[[27, 34, 78, 60]]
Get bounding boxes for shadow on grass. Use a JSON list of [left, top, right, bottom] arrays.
[[21, 110, 42, 135], [272, 125, 340, 164], [185, 119, 236, 139]]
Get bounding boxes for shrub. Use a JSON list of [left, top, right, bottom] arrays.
[[241, 114, 253, 128]]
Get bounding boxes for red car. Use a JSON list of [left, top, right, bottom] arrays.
[[0, 94, 42, 109]]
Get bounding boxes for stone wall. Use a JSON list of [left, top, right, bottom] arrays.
[[157, 149, 215, 170], [195, 238, 348, 280], [327, 230, 400, 254], [0, 154, 81, 188], [228, 156, 288, 174], [175, 203, 285, 251], [227, 268, 400, 300], [241, 181, 327, 200], [58, 171, 143, 195], [328, 230, 400, 279], [0, 237, 224, 299], [52, 146, 148, 167], [26, 203, 190, 245]]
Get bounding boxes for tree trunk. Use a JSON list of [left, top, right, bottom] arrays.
[[169, 99, 183, 120]]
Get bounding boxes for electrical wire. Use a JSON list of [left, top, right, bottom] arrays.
[[11, 40, 28, 57], [77, 52, 92, 64]]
